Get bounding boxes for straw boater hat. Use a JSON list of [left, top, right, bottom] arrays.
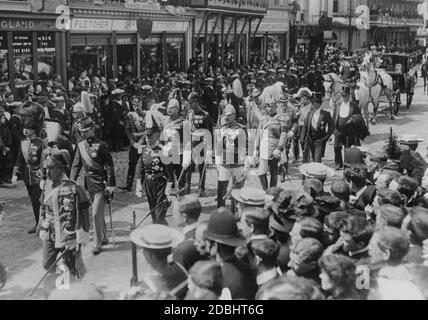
[[299, 163, 335, 180], [398, 134, 424, 145], [130, 224, 184, 249], [231, 187, 266, 207]]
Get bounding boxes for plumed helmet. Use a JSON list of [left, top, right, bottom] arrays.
[[20, 101, 45, 135]]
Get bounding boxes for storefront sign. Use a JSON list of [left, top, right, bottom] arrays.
[[71, 18, 139, 32], [86, 36, 111, 45], [112, 20, 137, 32], [258, 21, 289, 33], [117, 37, 136, 45], [72, 19, 112, 32], [13, 33, 32, 55], [152, 21, 188, 33], [37, 32, 56, 54], [191, 0, 268, 13], [0, 19, 57, 31]]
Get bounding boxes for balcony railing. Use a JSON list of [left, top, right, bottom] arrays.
[[67, 0, 126, 6], [370, 14, 424, 27]]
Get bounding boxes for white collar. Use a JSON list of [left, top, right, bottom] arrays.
[[182, 222, 198, 237], [256, 269, 278, 286]]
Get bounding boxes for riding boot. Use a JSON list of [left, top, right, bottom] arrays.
[[217, 180, 229, 208], [270, 172, 278, 188], [259, 174, 268, 191]]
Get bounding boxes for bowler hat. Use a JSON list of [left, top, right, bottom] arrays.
[[271, 190, 297, 218], [315, 196, 341, 217], [130, 224, 184, 249], [77, 116, 94, 132], [269, 214, 294, 233], [243, 207, 270, 225], [343, 147, 367, 168], [231, 187, 265, 207], [206, 208, 246, 247]]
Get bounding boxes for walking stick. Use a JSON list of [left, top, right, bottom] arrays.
[[130, 210, 138, 287], [198, 161, 208, 191], [28, 248, 69, 297], [105, 190, 115, 246]]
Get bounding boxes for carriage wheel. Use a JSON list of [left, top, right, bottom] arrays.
[[394, 90, 400, 116]]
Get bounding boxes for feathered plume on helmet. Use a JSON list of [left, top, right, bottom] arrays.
[[259, 81, 285, 105], [20, 101, 45, 136], [384, 127, 402, 161]]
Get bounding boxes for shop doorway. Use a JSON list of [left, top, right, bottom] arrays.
[[70, 45, 113, 80], [117, 44, 136, 80]]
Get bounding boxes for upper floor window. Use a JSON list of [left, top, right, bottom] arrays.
[[333, 0, 339, 13]]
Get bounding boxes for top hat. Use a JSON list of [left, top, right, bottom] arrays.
[[130, 224, 184, 249], [343, 147, 367, 168], [231, 187, 265, 207], [206, 208, 246, 247], [299, 163, 335, 180]]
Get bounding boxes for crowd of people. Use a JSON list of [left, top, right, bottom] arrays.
[[1, 42, 428, 300]]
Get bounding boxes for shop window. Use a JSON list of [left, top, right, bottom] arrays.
[[117, 43, 136, 81], [333, 0, 339, 13], [140, 36, 163, 74], [37, 32, 56, 81], [12, 32, 34, 87], [166, 36, 184, 72], [71, 43, 113, 81], [267, 35, 281, 63], [0, 32, 8, 85]]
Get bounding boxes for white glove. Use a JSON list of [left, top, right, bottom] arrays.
[[135, 180, 143, 198], [133, 143, 140, 150], [272, 149, 281, 159], [12, 175, 18, 185], [106, 186, 115, 196], [287, 131, 295, 138]]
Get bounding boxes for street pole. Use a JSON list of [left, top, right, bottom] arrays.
[[348, 0, 353, 52]]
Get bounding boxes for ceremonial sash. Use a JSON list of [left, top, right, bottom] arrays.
[[78, 141, 104, 172], [21, 140, 30, 163]]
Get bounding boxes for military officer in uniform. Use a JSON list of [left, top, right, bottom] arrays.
[[185, 92, 213, 197], [256, 70, 267, 89], [70, 117, 116, 255], [255, 101, 296, 190], [163, 99, 191, 195], [37, 150, 90, 279], [119, 101, 147, 192], [13, 103, 47, 233], [135, 112, 171, 225], [216, 104, 251, 208], [277, 68, 287, 84]]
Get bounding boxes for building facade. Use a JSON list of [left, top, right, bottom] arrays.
[[0, 0, 65, 93], [67, 0, 195, 81], [189, 0, 289, 68]]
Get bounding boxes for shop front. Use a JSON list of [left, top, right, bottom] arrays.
[[0, 14, 65, 95], [190, 0, 268, 68], [69, 17, 191, 81]]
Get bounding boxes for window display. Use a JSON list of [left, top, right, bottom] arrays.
[[37, 32, 56, 80], [166, 36, 185, 72], [0, 32, 7, 85], [71, 44, 113, 79], [12, 32, 34, 87]]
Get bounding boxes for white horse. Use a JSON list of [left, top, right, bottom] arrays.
[[358, 55, 395, 125]]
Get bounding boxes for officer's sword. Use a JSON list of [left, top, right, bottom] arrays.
[[28, 248, 69, 297]]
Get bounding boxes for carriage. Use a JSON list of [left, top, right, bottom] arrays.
[[379, 53, 417, 114]]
